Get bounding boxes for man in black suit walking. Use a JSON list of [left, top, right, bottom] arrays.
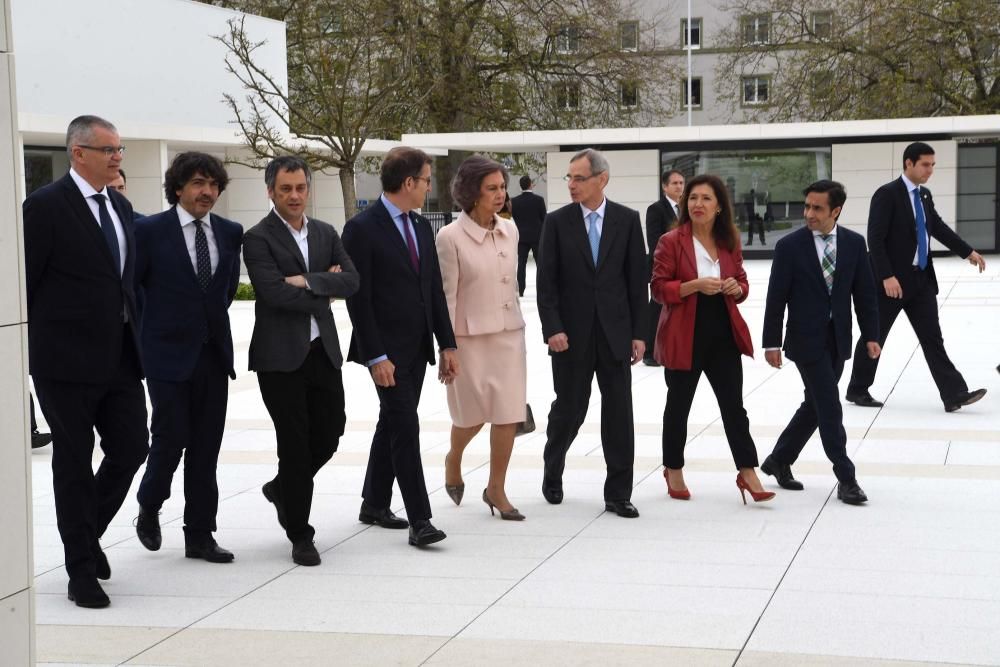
[[24, 115, 149, 607], [132, 153, 243, 564], [343, 147, 458, 547], [244, 156, 360, 566], [537, 148, 647, 517], [642, 169, 684, 366], [760, 180, 880, 505], [846, 142, 987, 412], [511, 175, 547, 296]]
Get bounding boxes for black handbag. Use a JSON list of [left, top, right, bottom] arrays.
[[515, 403, 535, 436]]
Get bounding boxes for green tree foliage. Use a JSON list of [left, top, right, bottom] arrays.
[[715, 0, 1000, 122]]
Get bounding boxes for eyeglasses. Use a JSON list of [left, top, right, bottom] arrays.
[[77, 145, 126, 157], [411, 175, 432, 186], [563, 173, 600, 184]]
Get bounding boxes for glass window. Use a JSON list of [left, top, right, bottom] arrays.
[[24, 147, 69, 197], [555, 82, 580, 109], [681, 18, 702, 48], [811, 11, 833, 39], [682, 78, 702, 109], [742, 76, 770, 105], [620, 21, 639, 51], [956, 144, 998, 249], [660, 146, 833, 252], [556, 26, 580, 53], [620, 81, 639, 109], [741, 13, 770, 45]]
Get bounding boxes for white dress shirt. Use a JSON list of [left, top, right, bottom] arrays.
[[175, 204, 219, 275], [274, 210, 321, 342], [901, 173, 930, 266], [69, 167, 126, 276], [812, 224, 838, 267], [666, 196, 680, 219]]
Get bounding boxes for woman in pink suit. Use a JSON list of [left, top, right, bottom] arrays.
[[436, 155, 527, 520], [650, 174, 774, 504]]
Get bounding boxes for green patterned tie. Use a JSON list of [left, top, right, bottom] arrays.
[[821, 233, 835, 294]]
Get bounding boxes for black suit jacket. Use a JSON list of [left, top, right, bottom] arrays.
[[23, 173, 142, 383], [244, 211, 360, 372], [343, 199, 456, 367], [537, 200, 647, 361], [511, 191, 547, 245], [868, 177, 973, 296], [134, 207, 243, 382], [645, 197, 678, 278], [763, 226, 879, 364]]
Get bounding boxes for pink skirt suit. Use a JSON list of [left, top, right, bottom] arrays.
[[435, 211, 527, 427]]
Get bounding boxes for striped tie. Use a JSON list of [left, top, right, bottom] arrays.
[[821, 233, 835, 294]]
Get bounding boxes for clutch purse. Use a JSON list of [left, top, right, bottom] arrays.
[[515, 403, 535, 436]]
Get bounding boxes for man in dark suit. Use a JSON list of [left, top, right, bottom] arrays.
[[537, 148, 647, 517], [24, 115, 149, 607], [109, 168, 144, 219], [244, 156, 360, 566], [132, 152, 243, 564], [846, 142, 987, 412], [643, 169, 684, 366], [761, 180, 880, 505], [511, 175, 547, 296], [343, 147, 458, 547]]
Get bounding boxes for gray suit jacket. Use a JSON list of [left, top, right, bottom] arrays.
[[244, 211, 360, 372]]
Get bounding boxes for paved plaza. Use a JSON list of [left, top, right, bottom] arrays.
[[30, 256, 1000, 666]]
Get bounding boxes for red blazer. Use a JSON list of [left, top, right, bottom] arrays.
[[650, 224, 753, 370]]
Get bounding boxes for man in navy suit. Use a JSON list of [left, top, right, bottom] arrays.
[[132, 153, 243, 563], [846, 142, 987, 412], [24, 115, 149, 607], [510, 175, 547, 296], [343, 147, 458, 547], [760, 180, 880, 505]]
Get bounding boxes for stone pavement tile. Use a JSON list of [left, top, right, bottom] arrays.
[[853, 438, 950, 464], [426, 638, 735, 666], [948, 440, 1000, 466], [37, 625, 174, 665], [252, 571, 512, 606], [746, 589, 1000, 664], [126, 628, 443, 666], [736, 651, 956, 666], [35, 590, 231, 628]]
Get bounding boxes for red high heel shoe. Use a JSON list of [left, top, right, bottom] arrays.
[[663, 469, 691, 500], [736, 474, 775, 504]]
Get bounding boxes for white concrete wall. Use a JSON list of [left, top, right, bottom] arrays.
[[1, 0, 35, 661], [546, 148, 660, 225], [832, 140, 959, 249], [123, 139, 169, 216]]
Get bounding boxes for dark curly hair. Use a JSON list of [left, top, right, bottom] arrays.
[[164, 152, 229, 205], [678, 173, 739, 251], [451, 155, 509, 213]]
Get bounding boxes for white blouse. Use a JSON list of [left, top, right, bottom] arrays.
[[692, 237, 721, 279]]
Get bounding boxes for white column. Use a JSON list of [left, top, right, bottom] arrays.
[[122, 139, 168, 215], [0, 0, 36, 662], [311, 167, 346, 230], [222, 147, 271, 228]]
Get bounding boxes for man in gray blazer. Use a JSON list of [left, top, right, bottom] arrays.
[[243, 156, 360, 566]]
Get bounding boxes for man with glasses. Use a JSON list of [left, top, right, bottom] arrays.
[[23, 115, 149, 608], [343, 147, 458, 547], [537, 148, 647, 517]]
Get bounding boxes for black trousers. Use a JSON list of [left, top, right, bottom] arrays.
[[848, 268, 967, 403], [516, 239, 540, 296], [33, 333, 149, 581], [771, 326, 856, 483], [138, 343, 229, 538], [644, 299, 662, 360], [662, 294, 758, 469], [257, 344, 345, 543], [543, 317, 635, 501], [363, 355, 432, 521], [746, 218, 765, 245]]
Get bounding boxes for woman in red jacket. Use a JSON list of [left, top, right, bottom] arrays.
[[650, 174, 774, 504]]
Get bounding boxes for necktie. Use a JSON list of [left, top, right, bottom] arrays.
[[401, 212, 420, 272], [821, 233, 836, 294], [193, 219, 212, 290], [912, 188, 928, 269], [587, 211, 600, 266], [92, 194, 122, 276]]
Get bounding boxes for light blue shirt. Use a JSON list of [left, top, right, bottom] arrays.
[[380, 193, 420, 259], [580, 199, 607, 236]]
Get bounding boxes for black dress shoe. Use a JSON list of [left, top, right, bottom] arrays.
[[837, 480, 868, 505], [68, 577, 109, 609], [604, 500, 640, 518], [262, 480, 287, 529], [93, 543, 110, 580], [642, 357, 660, 367], [541, 480, 563, 505], [944, 388, 987, 413], [135, 506, 162, 551], [408, 519, 446, 547], [292, 540, 321, 566], [185, 536, 235, 563], [760, 455, 804, 491], [845, 391, 883, 408], [31, 430, 52, 449], [359, 501, 409, 529]]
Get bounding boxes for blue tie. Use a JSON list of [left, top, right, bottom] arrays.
[[912, 188, 928, 269], [587, 211, 600, 266], [92, 193, 122, 276]]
